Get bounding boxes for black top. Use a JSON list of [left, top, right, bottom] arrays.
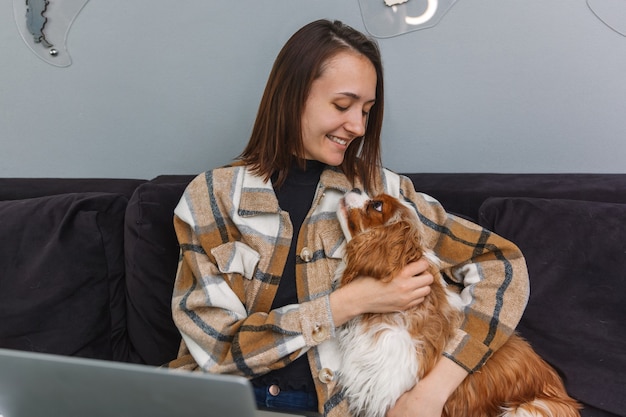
[[252, 160, 325, 393]]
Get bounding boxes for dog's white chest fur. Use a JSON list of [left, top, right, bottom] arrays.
[[337, 314, 420, 417]]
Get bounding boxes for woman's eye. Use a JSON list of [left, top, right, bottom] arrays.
[[334, 104, 348, 112]]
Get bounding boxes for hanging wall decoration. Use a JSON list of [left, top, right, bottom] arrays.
[[13, 0, 91, 67], [359, 0, 459, 38], [587, 0, 626, 37]]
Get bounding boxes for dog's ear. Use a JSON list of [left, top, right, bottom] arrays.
[[343, 220, 425, 284], [388, 219, 426, 270]]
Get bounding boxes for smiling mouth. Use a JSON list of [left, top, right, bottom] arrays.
[[327, 135, 348, 146]]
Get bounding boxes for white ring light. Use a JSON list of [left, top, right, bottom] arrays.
[[405, 0, 439, 26]]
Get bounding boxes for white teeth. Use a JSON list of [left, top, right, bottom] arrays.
[[328, 135, 348, 146]]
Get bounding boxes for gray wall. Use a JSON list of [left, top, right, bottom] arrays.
[[2, 0, 625, 179]]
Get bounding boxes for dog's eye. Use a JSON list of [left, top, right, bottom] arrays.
[[371, 200, 383, 212]]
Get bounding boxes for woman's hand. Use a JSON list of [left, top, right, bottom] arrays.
[[386, 356, 468, 417], [329, 258, 433, 327]]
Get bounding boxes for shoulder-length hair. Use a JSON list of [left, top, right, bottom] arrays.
[[239, 19, 384, 191]]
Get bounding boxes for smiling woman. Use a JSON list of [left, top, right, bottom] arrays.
[[166, 19, 530, 417], [300, 52, 377, 166], [239, 19, 386, 192]]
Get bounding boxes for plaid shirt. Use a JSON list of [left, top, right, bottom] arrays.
[[170, 162, 529, 416]]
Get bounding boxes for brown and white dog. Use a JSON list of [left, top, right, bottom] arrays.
[[335, 189, 581, 417]]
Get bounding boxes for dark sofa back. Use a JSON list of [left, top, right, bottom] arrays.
[[405, 173, 626, 221], [0, 178, 146, 201], [1, 173, 624, 417]]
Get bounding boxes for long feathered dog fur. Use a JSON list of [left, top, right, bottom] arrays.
[[335, 190, 581, 417]]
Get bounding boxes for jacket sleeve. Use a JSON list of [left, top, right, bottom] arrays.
[[170, 174, 335, 377], [399, 175, 530, 373]]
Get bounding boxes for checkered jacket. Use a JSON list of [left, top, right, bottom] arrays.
[[169, 162, 529, 416]]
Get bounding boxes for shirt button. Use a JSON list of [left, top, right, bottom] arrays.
[[269, 384, 280, 396], [312, 324, 328, 342], [318, 368, 335, 384], [300, 247, 312, 263]]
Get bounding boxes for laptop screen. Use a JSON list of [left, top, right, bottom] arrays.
[[0, 348, 291, 417]]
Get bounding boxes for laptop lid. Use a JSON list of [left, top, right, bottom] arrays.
[[0, 348, 298, 417]]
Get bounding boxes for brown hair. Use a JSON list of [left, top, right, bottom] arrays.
[[238, 19, 384, 191]]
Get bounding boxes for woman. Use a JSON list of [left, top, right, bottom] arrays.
[[169, 19, 529, 417]]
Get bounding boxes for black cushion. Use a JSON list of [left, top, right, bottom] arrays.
[[124, 180, 190, 365], [479, 197, 626, 416], [0, 193, 129, 360]]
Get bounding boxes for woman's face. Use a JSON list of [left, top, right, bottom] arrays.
[[301, 51, 377, 166]]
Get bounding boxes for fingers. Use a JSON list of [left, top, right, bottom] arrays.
[[340, 259, 436, 315], [401, 258, 432, 280], [397, 260, 434, 291], [399, 276, 432, 309], [393, 260, 434, 308], [365, 260, 434, 312]]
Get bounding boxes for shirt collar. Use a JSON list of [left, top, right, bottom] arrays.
[[237, 165, 354, 217]]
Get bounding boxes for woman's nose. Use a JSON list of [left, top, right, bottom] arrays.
[[344, 110, 367, 137]]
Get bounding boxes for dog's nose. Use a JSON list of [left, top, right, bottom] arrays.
[[350, 188, 362, 195]]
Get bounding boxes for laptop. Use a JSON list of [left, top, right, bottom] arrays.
[[0, 348, 318, 417]]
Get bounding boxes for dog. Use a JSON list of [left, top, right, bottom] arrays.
[[335, 189, 581, 417]]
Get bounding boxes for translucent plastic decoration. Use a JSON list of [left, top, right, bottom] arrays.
[[358, 0, 459, 38], [13, 0, 91, 67], [587, 0, 626, 37]]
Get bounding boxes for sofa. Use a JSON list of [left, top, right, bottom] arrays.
[[0, 173, 624, 417]]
